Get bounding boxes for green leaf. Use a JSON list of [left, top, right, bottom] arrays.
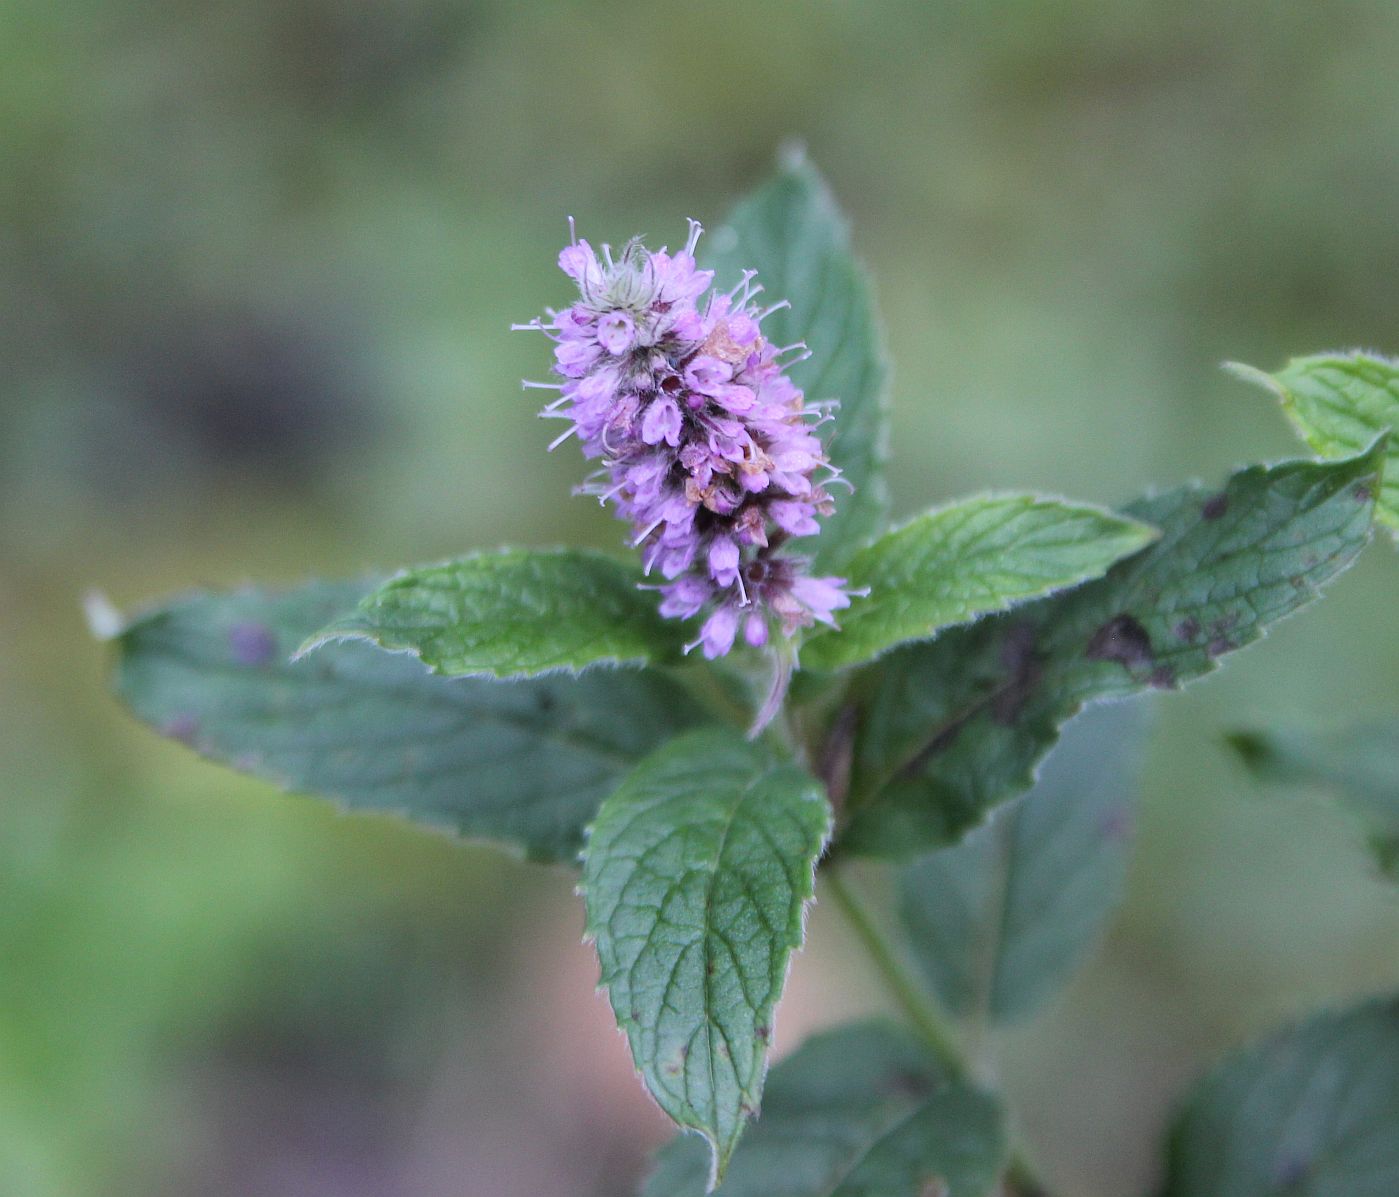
[[1228, 720, 1399, 879], [899, 701, 1150, 1025], [802, 494, 1158, 671], [1161, 995, 1399, 1197], [581, 730, 831, 1186], [705, 148, 889, 570], [109, 580, 709, 863], [640, 1020, 1006, 1197], [840, 445, 1384, 859], [299, 547, 682, 679], [1230, 352, 1398, 538]]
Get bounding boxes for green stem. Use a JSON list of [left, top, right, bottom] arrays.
[[824, 864, 1050, 1195], [822, 865, 965, 1077]]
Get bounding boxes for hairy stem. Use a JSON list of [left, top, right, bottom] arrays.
[[822, 865, 965, 1077], [823, 864, 1051, 1195]]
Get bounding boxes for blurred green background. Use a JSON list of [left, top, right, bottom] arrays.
[[4, 1, 1399, 1194]]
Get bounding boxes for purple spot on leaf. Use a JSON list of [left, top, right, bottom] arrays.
[[991, 623, 1043, 725], [1148, 665, 1177, 689], [229, 622, 277, 667], [1099, 804, 1135, 842], [1174, 618, 1200, 642], [1086, 614, 1154, 672], [163, 713, 200, 745], [1201, 493, 1229, 520], [1271, 1153, 1310, 1187]]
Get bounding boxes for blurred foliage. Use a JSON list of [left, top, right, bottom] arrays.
[[2, 1, 1398, 1194]]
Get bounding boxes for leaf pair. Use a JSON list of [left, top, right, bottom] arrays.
[[294, 493, 1154, 688]]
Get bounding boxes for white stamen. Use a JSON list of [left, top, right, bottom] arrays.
[[547, 425, 580, 451], [727, 271, 760, 304], [631, 517, 664, 546], [598, 478, 629, 505]]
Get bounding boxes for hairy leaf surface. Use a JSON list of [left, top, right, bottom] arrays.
[[582, 731, 830, 1185], [705, 150, 889, 570], [1162, 996, 1399, 1197], [641, 1020, 1006, 1197], [111, 581, 707, 862], [803, 494, 1156, 670], [1229, 721, 1399, 879], [300, 548, 680, 678], [841, 446, 1383, 858], [899, 702, 1150, 1024], [1231, 352, 1398, 537]]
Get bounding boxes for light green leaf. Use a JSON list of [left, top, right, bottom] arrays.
[[299, 547, 682, 679], [1230, 352, 1398, 538], [582, 730, 831, 1186], [705, 148, 889, 570], [840, 445, 1384, 858], [899, 701, 1150, 1025], [640, 1020, 1006, 1197], [1162, 996, 1399, 1197], [802, 494, 1157, 671], [109, 580, 709, 863], [1228, 720, 1399, 879]]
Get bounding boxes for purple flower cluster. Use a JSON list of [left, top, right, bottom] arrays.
[[518, 221, 852, 659]]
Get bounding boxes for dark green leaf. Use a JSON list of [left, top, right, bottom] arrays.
[[802, 494, 1157, 671], [300, 548, 681, 679], [1228, 721, 1399, 878], [1230, 352, 1399, 538], [705, 149, 889, 569], [899, 701, 1150, 1025], [641, 1020, 1006, 1197], [840, 446, 1384, 858], [109, 580, 709, 862], [1162, 995, 1399, 1197], [582, 730, 831, 1185]]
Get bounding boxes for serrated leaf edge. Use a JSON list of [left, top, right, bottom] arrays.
[[845, 444, 1387, 857], [802, 490, 1160, 672], [293, 545, 673, 678], [577, 737, 832, 1190]]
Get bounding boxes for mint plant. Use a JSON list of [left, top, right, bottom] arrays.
[[99, 154, 1396, 1195]]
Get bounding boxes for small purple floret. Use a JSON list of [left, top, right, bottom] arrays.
[[520, 221, 851, 658]]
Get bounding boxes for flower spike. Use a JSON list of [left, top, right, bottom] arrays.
[[522, 221, 853, 676]]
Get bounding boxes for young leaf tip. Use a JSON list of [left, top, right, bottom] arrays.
[[777, 137, 809, 173], [1221, 358, 1286, 399]]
